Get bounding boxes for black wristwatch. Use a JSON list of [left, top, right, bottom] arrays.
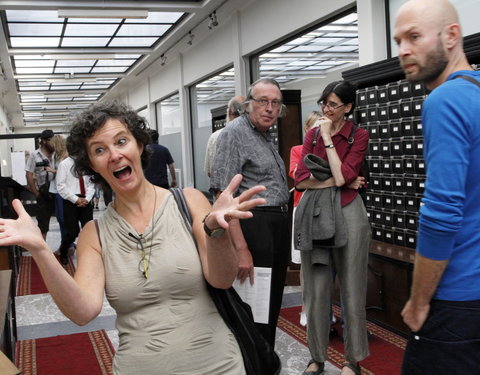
[[203, 213, 225, 238]]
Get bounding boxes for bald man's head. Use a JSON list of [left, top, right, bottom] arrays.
[[397, 0, 460, 36], [394, 0, 465, 88]]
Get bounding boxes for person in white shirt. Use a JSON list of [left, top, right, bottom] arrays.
[[204, 95, 245, 177], [56, 154, 95, 265]]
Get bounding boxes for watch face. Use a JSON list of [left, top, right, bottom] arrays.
[[210, 228, 225, 238]]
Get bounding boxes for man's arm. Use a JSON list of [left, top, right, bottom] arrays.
[[168, 163, 177, 187], [401, 253, 448, 332], [26, 171, 39, 197]]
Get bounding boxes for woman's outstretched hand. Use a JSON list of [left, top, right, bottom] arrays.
[[0, 199, 47, 253], [209, 174, 266, 229]]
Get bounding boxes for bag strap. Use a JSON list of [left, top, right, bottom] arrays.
[[348, 123, 356, 146], [453, 74, 480, 88], [170, 187, 193, 228], [311, 126, 321, 146]]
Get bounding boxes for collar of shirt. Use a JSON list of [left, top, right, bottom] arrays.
[[245, 114, 273, 142], [336, 120, 354, 141]]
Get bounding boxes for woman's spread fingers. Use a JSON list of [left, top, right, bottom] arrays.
[[223, 174, 243, 195], [237, 185, 266, 202]]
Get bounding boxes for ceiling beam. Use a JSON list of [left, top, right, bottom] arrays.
[[15, 74, 123, 80], [0, 1, 206, 12], [8, 48, 151, 55]]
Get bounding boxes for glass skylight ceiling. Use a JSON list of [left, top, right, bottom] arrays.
[[2, 6, 357, 129], [194, 12, 358, 104], [3, 8, 184, 128], [259, 12, 358, 84]]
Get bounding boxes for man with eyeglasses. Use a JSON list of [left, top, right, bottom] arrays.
[[395, 1, 480, 374], [210, 78, 290, 347], [25, 129, 56, 240]]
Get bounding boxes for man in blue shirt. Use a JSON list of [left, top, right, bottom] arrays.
[[394, 1, 480, 374], [144, 129, 177, 189]]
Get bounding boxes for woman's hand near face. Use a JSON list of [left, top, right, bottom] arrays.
[[207, 174, 266, 230], [316, 117, 333, 139]]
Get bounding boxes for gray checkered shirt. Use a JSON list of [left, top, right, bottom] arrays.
[[210, 114, 289, 206]]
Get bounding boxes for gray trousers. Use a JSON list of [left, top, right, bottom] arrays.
[[301, 195, 371, 363]]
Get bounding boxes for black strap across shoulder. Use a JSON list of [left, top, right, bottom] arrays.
[[453, 74, 480, 88], [170, 187, 193, 226]]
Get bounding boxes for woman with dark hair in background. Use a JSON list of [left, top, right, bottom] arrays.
[[0, 101, 266, 375], [295, 81, 370, 375]]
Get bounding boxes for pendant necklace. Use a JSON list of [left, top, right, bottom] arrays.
[[126, 184, 157, 279]]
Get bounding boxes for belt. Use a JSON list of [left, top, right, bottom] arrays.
[[251, 204, 288, 213], [76, 194, 86, 198]]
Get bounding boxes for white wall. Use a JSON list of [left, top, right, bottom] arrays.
[[0, 104, 13, 177]]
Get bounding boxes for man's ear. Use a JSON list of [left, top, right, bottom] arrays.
[[444, 23, 461, 50]]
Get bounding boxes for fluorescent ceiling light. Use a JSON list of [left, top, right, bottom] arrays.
[[58, 9, 148, 19], [46, 54, 117, 60], [43, 93, 85, 98], [46, 78, 98, 83]]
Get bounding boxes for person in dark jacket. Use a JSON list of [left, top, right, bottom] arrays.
[[144, 129, 177, 189]]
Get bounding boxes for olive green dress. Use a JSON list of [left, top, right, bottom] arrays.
[[97, 193, 245, 375]]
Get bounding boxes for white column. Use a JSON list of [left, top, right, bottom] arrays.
[[357, 0, 388, 66]]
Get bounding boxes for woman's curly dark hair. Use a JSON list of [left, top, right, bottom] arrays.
[[67, 100, 152, 187]]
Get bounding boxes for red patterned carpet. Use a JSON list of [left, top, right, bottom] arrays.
[[16, 330, 114, 375], [278, 305, 406, 375], [16, 254, 75, 296]]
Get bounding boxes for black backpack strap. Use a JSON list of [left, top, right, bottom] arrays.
[[453, 74, 480, 88], [170, 187, 193, 226], [348, 123, 356, 145], [312, 126, 321, 146], [170, 186, 198, 247]]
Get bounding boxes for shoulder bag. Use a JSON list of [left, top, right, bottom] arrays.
[[170, 187, 282, 375]]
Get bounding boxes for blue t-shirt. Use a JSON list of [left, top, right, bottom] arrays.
[[417, 70, 480, 301], [144, 143, 174, 187]]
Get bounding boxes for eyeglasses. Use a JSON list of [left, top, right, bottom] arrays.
[[129, 232, 152, 279], [320, 101, 346, 111], [251, 98, 282, 108]]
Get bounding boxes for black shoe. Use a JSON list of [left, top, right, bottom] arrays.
[[342, 362, 362, 375], [302, 359, 324, 375]]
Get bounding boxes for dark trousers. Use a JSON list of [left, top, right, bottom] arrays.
[[59, 200, 93, 257], [36, 191, 55, 234], [103, 185, 113, 207], [53, 193, 66, 241], [240, 208, 290, 347], [402, 299, 480, 375]]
